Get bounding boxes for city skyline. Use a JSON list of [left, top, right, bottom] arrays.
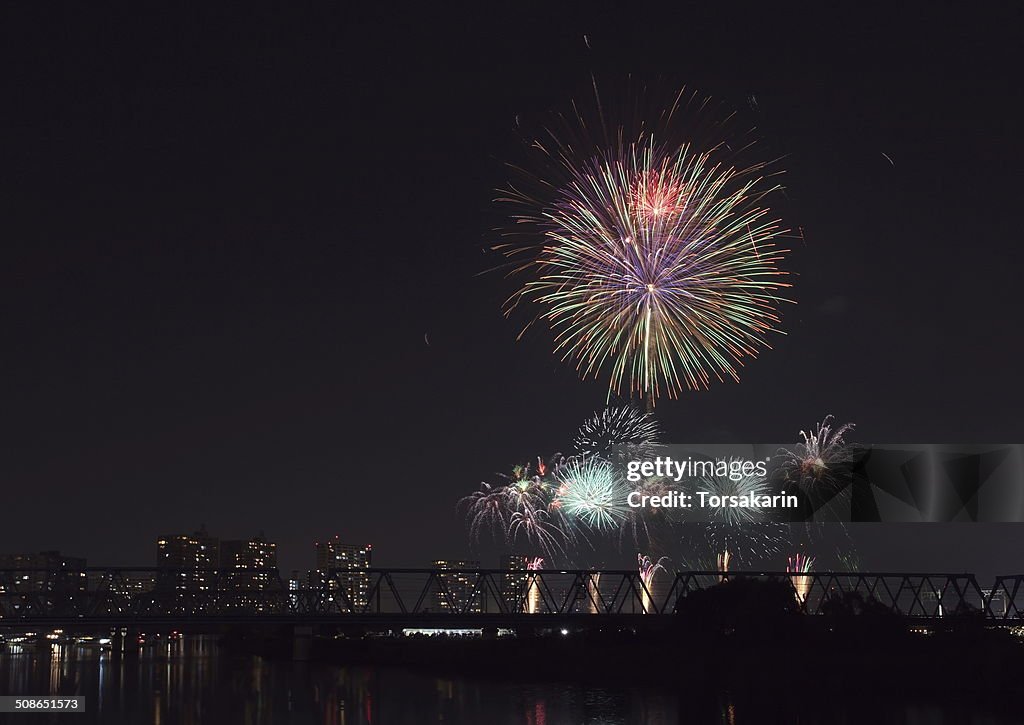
[[0, 529, 539, 573]]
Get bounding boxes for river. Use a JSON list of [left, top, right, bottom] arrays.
[[0, 636, 1019, 724]]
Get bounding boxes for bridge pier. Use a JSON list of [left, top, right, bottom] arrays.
[[33, 634, 52, 661], [110, 628, 140, 659], [292, 625, 313, 661]]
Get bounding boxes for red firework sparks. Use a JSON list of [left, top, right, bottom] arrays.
[[630, 168, 686, 221]]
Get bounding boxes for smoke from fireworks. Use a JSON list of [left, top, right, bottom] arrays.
[[497, 87, 792, 406]]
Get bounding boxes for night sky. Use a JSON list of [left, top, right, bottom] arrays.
[[2, 4, 1022, 578]]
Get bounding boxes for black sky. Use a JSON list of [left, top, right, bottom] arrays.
[[2, 4, 1022, 578]]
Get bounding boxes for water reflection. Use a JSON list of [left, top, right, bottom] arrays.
[[0, 637, 1017, 724]]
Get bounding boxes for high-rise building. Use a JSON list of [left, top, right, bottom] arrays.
[[499, 554, 530, 609], [105, 572, 154, 600], [313, 536, 372, 611], [220, 534, 280, 611], [155, 525, 219, 591], [499, 554, 530, 570], [288, 569, 304, 610], [0, 551, 87, 597], [221, 534, 278, 579], [432, 559, 481, 613]]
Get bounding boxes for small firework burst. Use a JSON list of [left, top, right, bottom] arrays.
[[553, 457, 629, 532], [458, 483, 510, 544], [699, 459, 773, 525], [504, 476, 549, 516], [777, 416, 858, 551], [622, 476, 677, 547], [836, 550, 861, 573], [525, 557, 544, 613], [638, 553, 667, 583], [631, 165, 689, 221], [509, 508, 566, 559], [586, 571, 602, 614], [573, 405, 661, 462], [697, 458, 789, 564], [638, 553, 669, 613], [778, 415, 856, 490], [787, 553, 816, 604], [459, 462, 567, 559]]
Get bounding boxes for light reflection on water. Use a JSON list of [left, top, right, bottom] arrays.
[[0, 637, 1018, 724]]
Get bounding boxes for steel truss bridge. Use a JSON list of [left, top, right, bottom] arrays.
[[1, 568, 1022, 628]]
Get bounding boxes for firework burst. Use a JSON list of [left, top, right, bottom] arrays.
[[508, 509, 566, 559], [573, 405, 661, 462], [787, 553, 815, 604], [638, 553, 668, 613], [778, 415, 856, 488], [459, 462, 567, 559], [497, 87, 792, 406], [632, 166, 689, 221], [622, 476, 677, 547], [458, 483, 510, 544], [836, 550, 860, 573], [696, 458, 789, 564], [553, 457, 629, 532], [525, 557, 544, 613], [586, 571, 602, 614]]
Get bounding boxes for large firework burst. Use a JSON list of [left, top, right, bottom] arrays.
[[498, 87, 792, 406]]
